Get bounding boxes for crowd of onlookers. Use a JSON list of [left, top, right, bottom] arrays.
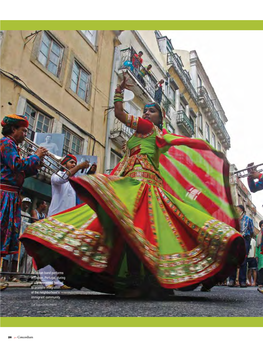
[[123, 50, 166, 105], [0, 197, 48, 283]]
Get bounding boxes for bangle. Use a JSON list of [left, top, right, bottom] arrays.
[[114, 98, 123, 103], [114, 92, 124, 103], [115, 86, 124, 94], [114, 93, 124, 98]]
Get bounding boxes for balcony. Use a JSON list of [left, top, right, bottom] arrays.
[[118, 47, 176, 125], [176, 110, 195, 137], [198, 86, 230, 149], [110, 118, 133, 146], [167, 52, 198, 104], [119, 47, 158, 103]]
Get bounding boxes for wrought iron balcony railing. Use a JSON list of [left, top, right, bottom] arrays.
[[110, 117, 133, 146], [119, 47, 177, 123], [119, 47, 158, 99], [198, 86, 230, 148], [167, 52, 198, 103], [176, 110, 195, 137]]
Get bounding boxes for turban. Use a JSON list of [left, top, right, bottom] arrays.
[[1, 114, 29, 128], [61, 154, 77, 165]]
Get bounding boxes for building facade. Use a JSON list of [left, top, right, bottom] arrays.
[[104, 30, 231, 173], [1, 29, 121, 208]]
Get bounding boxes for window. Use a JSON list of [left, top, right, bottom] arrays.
[[38, 31, 64, 77], [70, 61, 91, 102], [24, 103, 52, 138], [189, 116, 195, 131], [81, 30, 97, 46], [205, 122, 210, 142], [198, 75, 202, 88], [62, 127, 83, 155], [211, 133, 216, 148], [217, 142, 221, 151], [169, 87, 176, 105], [180, 101, 186, 112], [198, 113, 203, 132], [110, 150, 122, 172]]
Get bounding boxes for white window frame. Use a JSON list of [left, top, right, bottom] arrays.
[[211, 132, 216, 148], [38, 31, 64, 77], [81, 30, 97, 46], [205, 122, 210, 142], [169, 87, 176, 105], [217, 141, 222, 151], [199, 113, 203, 132], [70, 60, 91, 103], [62, 126, 83, 156], [23, 102, 53, 138], [110, 150, 122, 172]]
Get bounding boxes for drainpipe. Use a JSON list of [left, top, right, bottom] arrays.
[[104, 36, 121, 173]]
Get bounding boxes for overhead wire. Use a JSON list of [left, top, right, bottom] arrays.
[[0, 68, 105, 149]]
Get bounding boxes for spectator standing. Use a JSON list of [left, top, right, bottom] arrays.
[[228, 205, 254, 287], [154, 79, 164, 104], [132, 51, 143, 78], [256, 220, 263, 294], [19, 197, 33, 275], [31, 200, 47, 222], [247, 235, 257, 286], [138, 64, 152, 87]]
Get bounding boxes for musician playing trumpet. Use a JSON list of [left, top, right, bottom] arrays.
[[0, 114, 48, 280], [247, 169, 263, 193], [38, 154, 90, 289]]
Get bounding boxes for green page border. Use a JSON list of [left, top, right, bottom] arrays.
[[1, 317, 263, 327], [0, 20, 262, 327], [1, 20, 263, 30]]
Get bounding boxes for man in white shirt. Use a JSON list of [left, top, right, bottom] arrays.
[[39, 154, 90, 289], [247, 235, 257, 286]]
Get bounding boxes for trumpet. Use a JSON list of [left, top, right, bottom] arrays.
[[234, 162, 263, 178], [20, 137, 70, 179]]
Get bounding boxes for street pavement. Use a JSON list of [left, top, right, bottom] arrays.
[[1, 283, 262, 317]]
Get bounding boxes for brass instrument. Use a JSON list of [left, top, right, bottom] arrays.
[[20, 137, 70, 179], [234, 162, 263, 178]]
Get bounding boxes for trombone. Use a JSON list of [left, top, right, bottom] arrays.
[[234, 162, 263, 178], [20, 137, 70, 179]]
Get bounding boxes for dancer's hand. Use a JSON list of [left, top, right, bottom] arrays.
[[117, 71, 133, 92]]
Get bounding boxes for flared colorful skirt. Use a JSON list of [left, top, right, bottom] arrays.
[[20, 173, 245, 293]]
